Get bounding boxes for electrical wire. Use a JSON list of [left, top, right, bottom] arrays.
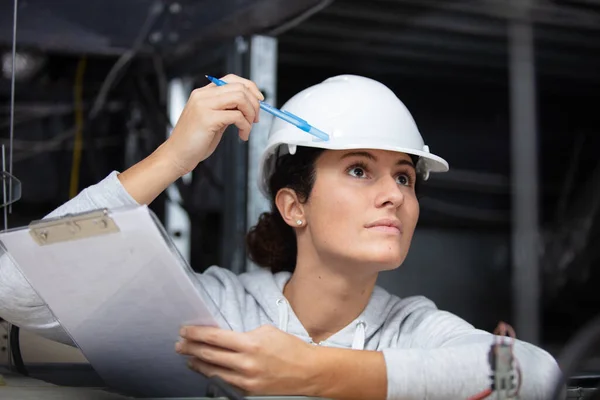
[[493, 322, 522, 398], [492, 321, 517, 339], [2, 136, 10, 373], [8, 0, 18, 215], [4, 0, 19, 373], [88, 1, 164, 120], [466, 322, 521, 400], [267, 0, 335, 36], [555, 133, 585, 223], [79, 1, 163, 185], [69, 57, 87, 199], [467, 387, 492, 400], [2, 145, 6, 232]]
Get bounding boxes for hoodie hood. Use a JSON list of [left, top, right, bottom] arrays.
[[238, 268, 396, 350]]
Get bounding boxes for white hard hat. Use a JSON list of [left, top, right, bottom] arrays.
[[258, 74, 449, 197]]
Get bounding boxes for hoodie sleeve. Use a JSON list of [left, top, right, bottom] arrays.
[[0, 171, 139, 346], [381, 307, 563, 400], [191, 266, 251, 332]]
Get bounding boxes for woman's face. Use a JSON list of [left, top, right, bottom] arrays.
[[302, 149, 420, 272]]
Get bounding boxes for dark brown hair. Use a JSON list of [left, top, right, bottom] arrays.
[[246, 147, 325, 273], [245, 147, 420, 273]]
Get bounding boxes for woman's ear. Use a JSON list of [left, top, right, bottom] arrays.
[[274, 188, 306, 228]]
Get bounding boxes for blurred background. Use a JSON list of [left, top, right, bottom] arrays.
[[0, 0, 599, 394]]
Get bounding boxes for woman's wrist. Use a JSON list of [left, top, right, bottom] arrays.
[[307, 346, 388, 400]]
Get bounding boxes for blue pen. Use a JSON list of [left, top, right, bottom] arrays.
[[206, 75, 329, 141]]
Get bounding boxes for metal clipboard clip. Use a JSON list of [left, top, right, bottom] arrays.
[[28, 209, 120, 246]]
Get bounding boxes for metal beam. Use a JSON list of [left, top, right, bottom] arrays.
[[293, 22, 508, 56], [246, 35, 277, 272], [221, 37, 249, 275], [167, 43, 229, 80], [373, 0, 600, 30], [166, 78, 193, 264], [292, 21, 600, 63], [280, 36, 506, 70], [509, 0, 540, 344], [278, 52, 508, 85], [279, 36, 600, 82], [322, 5, 506, 38]]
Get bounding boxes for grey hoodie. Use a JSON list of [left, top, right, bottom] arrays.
[[0, 171, 562, 399]]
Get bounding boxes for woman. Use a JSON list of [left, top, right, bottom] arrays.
[[0, 74, 560, 399]]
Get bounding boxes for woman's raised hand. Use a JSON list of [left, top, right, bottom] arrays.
[[160, 74, 264, 176], [117, 74, 263, 205]]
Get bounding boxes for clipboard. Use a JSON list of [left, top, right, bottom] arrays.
[[0, 205, 232, 398]]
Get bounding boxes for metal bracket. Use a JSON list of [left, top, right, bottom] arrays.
[[0, 170, 21, 209], [28, 209, 119, 246]]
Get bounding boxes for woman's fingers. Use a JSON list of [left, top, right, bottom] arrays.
[[211, 83, 261, 124], [151, 73, 262, 176], [217, 110, 252, 140], [177, 341, 240, 370], [180, 326, 251, 352], [202, 79, 262, 124], [210, 89, 258, 128], [218, 74, 265, 101]]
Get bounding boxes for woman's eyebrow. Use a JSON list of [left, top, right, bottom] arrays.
[[340, 151, 377, 161], [341, 151, 416, 170], [396, 160, 416, 170]]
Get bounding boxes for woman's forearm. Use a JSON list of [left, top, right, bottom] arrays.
[[117, 142, 183, 205], [307, 341, 558, 400], [309, 347, 388, 400]]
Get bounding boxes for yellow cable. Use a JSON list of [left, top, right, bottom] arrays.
[[69, 57, 86, 199]]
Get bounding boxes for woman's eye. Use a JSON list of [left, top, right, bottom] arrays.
[[396, 174, 410, 186], [348, 167, 366, 178]]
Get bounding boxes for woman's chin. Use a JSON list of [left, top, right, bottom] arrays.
[[357, 247, 407, 271], [373, 259, 404, 272]]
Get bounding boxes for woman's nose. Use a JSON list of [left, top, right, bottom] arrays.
[[374, 176, 404, 208]]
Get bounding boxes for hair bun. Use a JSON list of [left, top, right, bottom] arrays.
[[246, 211, 297, 273], [245, 147, 326, 273]]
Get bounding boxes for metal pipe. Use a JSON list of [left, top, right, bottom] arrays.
[[221, 37, 249, 275], [8, 0, 17, 215], [509, 0, 540, 344], [246, 35, 278, 272], [165, 78, 193, 264]]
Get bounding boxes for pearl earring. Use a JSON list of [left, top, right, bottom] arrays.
[[296, 220, 303, 226]]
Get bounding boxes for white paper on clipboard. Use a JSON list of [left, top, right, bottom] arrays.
[[0, 205, 231, 398]]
